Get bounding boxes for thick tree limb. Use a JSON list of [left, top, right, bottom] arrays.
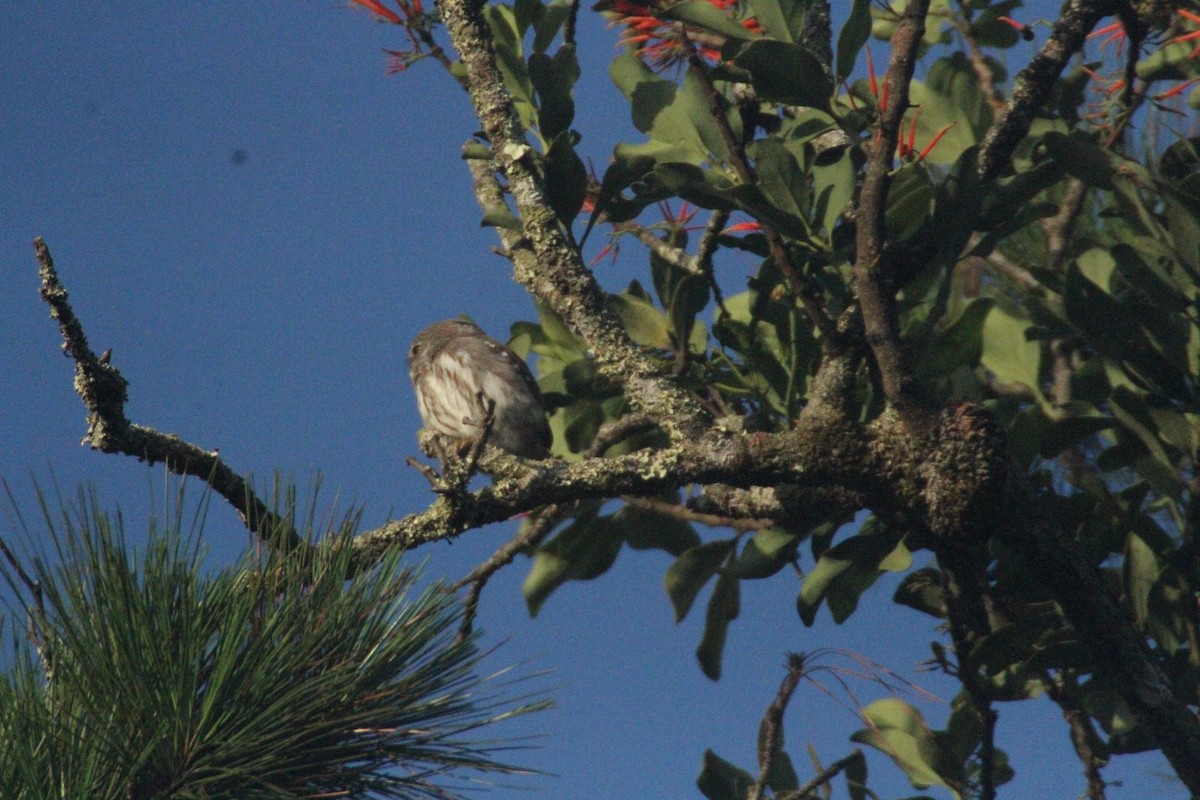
[[977, 0, 1118, 181], [351, 411, 876, 566], [33, 239, 299, 550], [443, 0, 711, 441]]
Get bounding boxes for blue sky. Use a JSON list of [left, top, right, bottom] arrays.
[[0, 2, 1187, 798]]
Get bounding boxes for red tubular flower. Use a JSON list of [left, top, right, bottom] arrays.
[[1087, 20, 1126, 56], [1169, 9, 1200, 58], [604, 0, 761, 71], [352, 0, 403, 24]]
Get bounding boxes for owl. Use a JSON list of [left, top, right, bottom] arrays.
[[407, 318, 552, 459]]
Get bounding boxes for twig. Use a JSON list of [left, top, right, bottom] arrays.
[[681, 40, 837, 342], [1045, 673, 1109, 800], [457, 392, 498, 485], [622, 496, 770, 531], [454, 502, 566, 639], [851, 0, 932, 425], [0, 525, 50, 674], [937, 563, 997, 800], [612, 218, 706, 275], [949, 1, 1003, 113], [33, 239, 300, 551], [978, 0, 1119, 180], [696, 209, 731, 317], [612, 210, 730, 317], [1042, 177, 1088, 273], [980, 246, 1044, 294], [777, 749, 863, 800], [749, 653, 806, 800], [562, 0, 580, 46]]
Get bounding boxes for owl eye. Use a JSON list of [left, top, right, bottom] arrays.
[[409, 343, 421, 358]]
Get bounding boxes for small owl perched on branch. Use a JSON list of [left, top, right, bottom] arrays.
[[408, 318, 552, 459]]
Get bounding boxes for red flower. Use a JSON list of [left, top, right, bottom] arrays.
[[603, 0, 761, 71]]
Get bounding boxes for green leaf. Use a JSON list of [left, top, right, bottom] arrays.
[[697, 750, 754, 800], [753, 137, 809, 220], [732, 527, 802, 579], [851, 699, 959, 797], [523, 513, 625, 616], [886, 162, 934, 241], [844, 748, 870, 800], [1125, 531, 1161, 631], [615, 503, 702, 555], [1042, 131, 1116, 189], [610, 54, 710, 162], [892, 567, 946, 618], [610, 290, 672, 348], [797, 525, 909, 625], [1136, 40, 1199, 82], [1064, 265, 1192, 400], [528, 45, 579, 140], [731, 39, 833, 111], [980, 303, 1042, 399], [1039, 411, 1116, 458], [928, 146, 982, 262], [480, 206, 523, 231], [486, 4, 538, 132], [531, 1, 571, 53], [696, 568, 740, 680], [652, 162, 740, 211], [914, 298, 994, 380], [543, 133, 587, 225], [665, 539, 737, 622], [836, 0, 872, 85], [812, 146, 856, 236]]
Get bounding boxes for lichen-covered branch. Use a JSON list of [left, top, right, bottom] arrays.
[[351, 410, 877, 566], [442, 0, 711, 441], [977, 0, 1118, 181], [33, 238, 299, 550]]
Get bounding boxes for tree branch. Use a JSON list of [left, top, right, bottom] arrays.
[[33, 239, 299, 550], [977, 0, 1119, 181], [851, 0, 931, 424], [683, 44, 837, 342], [749, 653, 806, 800]]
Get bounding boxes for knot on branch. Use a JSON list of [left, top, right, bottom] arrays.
[[921, 402, 1010, 546]]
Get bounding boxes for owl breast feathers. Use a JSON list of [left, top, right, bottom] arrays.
[[408, 319, 552, 458]]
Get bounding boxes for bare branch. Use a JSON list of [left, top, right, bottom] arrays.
[[1046, 674, 1110, 800], [749, 653, 806, 800], [851, 0, 932, 424], [33, 239, 299, 550], [777, 749, 864, 800], [949, 2, 1003, 113], [977, 0, 1119, 181]]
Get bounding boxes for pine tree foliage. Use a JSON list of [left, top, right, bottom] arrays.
[[0, 484, 548, 800]]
